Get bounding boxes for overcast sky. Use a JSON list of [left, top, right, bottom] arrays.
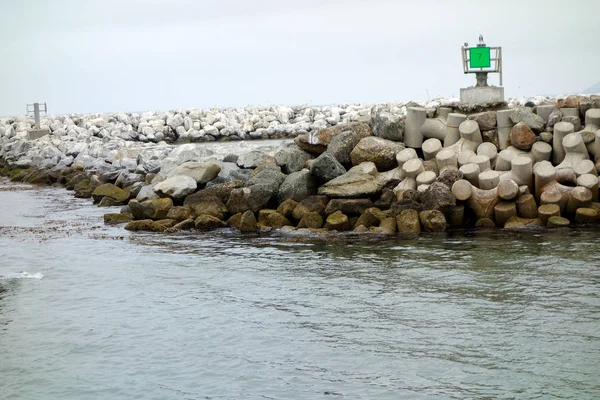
[[1, 0, 599, 115]]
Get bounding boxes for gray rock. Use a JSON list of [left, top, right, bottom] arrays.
[[510, 106, 545, 133], [309, 152, 347, 183], [274, 145, 312, 174], [350, 137, 405, 171], [318, 162, 383, 198], [420, 182, 456, 211], [223, 153, 239, 163], [370, 105, 403, 141], [327, 130, 363, 167], [167, 162, 221, 183], [136, 184, 160, 201], [153, 175, 198, 199], [482, 129, 499, 148], [540, 131, 553, 143], [324, 198, 373, 216], [547, 108, 562, 128], [278, 170, 318, 203], [467, 111, 497, 131], [294, 122, 371, 155], [115, 172, 145, 188], [226, 185, 276, 214], [237, 150, 275, 169], [246, 167, 286, 189]]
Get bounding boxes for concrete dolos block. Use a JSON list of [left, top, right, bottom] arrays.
[[405, 107, 426, 148], [496, 109, 514, 150]]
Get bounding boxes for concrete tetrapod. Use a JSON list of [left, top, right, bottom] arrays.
[[435, 148, 458, 174], [496, 109, 514, 150], [405, 107, 427, 148], [395, 148, 418, 181], [536, 104, 555, 123], [556, 132, 590, 173], [579, 109, 600, 156], [498, 156, 534, 192], [477, 142, 498, 168], [445, 113, 467, 147], [576, 174, 599, 202], [553, 121, 575, 164], [538, 204, 561, 225], [574, 207, 599, 224], [393, 158, 424, 198], [422, 138, 443, 161], [451, 178, 518, 221]]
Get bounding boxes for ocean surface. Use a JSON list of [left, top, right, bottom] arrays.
[[1, 178, 600, 400]]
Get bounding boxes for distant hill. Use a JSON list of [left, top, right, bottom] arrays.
[[583, 81, 600, 94]]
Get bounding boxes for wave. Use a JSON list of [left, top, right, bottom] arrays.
[[0, 271, 44, 280]]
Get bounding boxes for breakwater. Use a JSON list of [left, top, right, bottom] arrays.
[[1, 94, 600, 234]]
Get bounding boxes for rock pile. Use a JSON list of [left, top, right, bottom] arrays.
[[2, 93, 600, 235]]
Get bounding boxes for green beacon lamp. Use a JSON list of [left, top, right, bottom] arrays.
[[460, 35, 504, 104]]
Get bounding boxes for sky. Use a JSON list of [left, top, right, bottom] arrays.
[[1, 0, 599, 115]]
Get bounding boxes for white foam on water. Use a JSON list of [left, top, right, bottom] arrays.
[[0, 271, 44, 280]]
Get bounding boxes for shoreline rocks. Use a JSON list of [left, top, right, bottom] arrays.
[[2, 93, 600, 236]]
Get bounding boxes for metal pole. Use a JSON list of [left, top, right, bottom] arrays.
[[34, 103, 41, 129], [475, 72, 488, 87]]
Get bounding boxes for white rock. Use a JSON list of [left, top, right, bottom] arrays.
[[167, 162, 221, 183], [153, 175, 197, 199]]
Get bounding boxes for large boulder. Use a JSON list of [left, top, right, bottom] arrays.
[[326, 122, 373, 165], [419, 182, 456, 211], [115, 172, 145, 188], [354, 207, 385, 229], [396, 209, 421, 234], [558, 95, 588, 110], [309, 152, 346, 183], [136, 184, 160, 201], [140, 198, 173, 220], [91, 183, 130, 204], [103, 213, 134, 225], [194, 215, 227, 231], [158, 144, 214, 176], [239, 210, 258, 233], [245, 166, 286, 188], [226, 168, 285, 214], [509, 122, 537, 151], [124, 219, 166, 232], [193, 196, 228, 220], [297, 212, 323, 229], [276, 199, 298, 220], [370, 105, 403, 141], [419, 210, 447, 232], [166, 206, 195, 222], [278, 170, 318, 203], [510, 107, 545, 133], [258, 210, 291, 228], [294, 122, 371, 155], [226, 186, 272, 214], [274, 145, 313, 174], [318, 162, 383, 198], [237, 150, 275, 169], [350, 137, 405, 171], [292, 195, 329, 221], [467, 111, 497, 131], [324, 198, 373, 216], [167, 162, 221, 184], [154, 175, 198, 199], [183, 180, 244, 205], [324, 211, 351, 231], [389, 199, 423, 216]]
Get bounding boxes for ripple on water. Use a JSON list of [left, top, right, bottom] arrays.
[[1, 181, 600, 399]]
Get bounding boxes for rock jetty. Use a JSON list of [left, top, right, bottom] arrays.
[[2, 94, 600, 235]]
